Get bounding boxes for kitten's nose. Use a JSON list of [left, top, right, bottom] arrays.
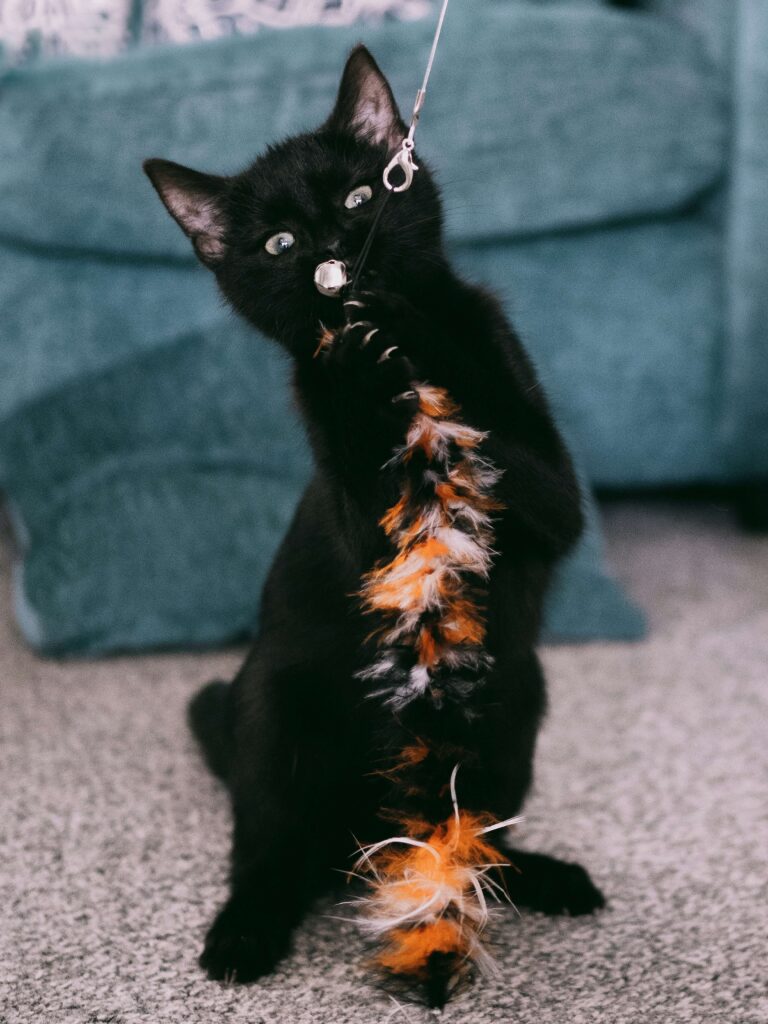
[[323, 240, 342, 258]]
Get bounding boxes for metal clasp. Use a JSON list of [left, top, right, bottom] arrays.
[[382, 138, 419, 193]]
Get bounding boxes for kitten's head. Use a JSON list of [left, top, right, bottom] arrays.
[[144, 46, 444, 355]]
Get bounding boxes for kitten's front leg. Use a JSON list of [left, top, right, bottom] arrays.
[[297, 292, 424, 488], [198, 660, 350, 983]]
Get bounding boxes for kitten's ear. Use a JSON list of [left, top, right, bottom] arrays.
[[325, 45, 406, 149], [143, 158, 229, 267]]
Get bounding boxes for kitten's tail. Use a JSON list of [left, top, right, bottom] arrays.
[[187, 679, 233, 781]]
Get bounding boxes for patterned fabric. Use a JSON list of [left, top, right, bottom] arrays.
[[0, 0, 133, 64], [140, 0, 432, 45], [0, 0, 431, 65]]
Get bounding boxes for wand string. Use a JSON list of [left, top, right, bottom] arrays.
[[351, 190, 392, 290]]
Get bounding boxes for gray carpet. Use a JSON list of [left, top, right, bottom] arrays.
[[2, 502, 766, 1024]]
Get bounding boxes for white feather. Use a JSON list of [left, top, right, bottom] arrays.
[[349, 769, 516, 975]]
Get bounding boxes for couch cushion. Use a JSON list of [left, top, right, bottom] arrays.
[[0, 322, 644, 655], [0, 3, 726, 257], [646, 0, 733, 67], [454, 213, 725, 487], [0, 244, 222, 423]]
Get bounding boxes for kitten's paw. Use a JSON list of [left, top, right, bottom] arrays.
[[330, 295, 418, 413], [505, 851, 606, 917], [343, 287, 417, 331], [199, 898, 293, 983]]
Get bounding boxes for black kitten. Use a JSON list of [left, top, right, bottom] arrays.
[[145, 45, 604, 992]]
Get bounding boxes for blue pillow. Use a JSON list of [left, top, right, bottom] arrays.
[[0, 323, 644, 656]]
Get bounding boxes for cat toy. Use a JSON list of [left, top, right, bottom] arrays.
[[350, 381, 523, 1005], [315, 1, 522, 1007]]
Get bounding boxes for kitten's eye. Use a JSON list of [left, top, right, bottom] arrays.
[[265, 231, 295, 255], [344, 185, 373, 210]]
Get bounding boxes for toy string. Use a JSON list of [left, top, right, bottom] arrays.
[[351, 190, 392, 289], [350, 0, 451, 291]]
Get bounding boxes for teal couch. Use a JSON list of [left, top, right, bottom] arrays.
[[1, 0, 763, 654]]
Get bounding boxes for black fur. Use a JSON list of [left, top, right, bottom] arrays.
[[146, 45, 604, 994], [187, 680, 232, 781]]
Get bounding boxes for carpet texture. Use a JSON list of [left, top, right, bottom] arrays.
[[1, 501, 766, 1023]]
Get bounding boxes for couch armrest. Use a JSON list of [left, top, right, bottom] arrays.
[[721, 0, 768, 475], [644, 0, 734, 68]]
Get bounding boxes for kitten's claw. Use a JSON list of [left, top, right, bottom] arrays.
[[392, 390, 419, 404], [343, 320, 371, 335], [378, 345, 398, 363]]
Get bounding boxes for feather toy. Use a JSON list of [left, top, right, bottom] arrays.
[[318, 367, 520, 1005], [356, 383, 514, 1004]]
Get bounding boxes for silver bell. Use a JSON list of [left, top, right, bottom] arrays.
[[314, 259, 348, 297]]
